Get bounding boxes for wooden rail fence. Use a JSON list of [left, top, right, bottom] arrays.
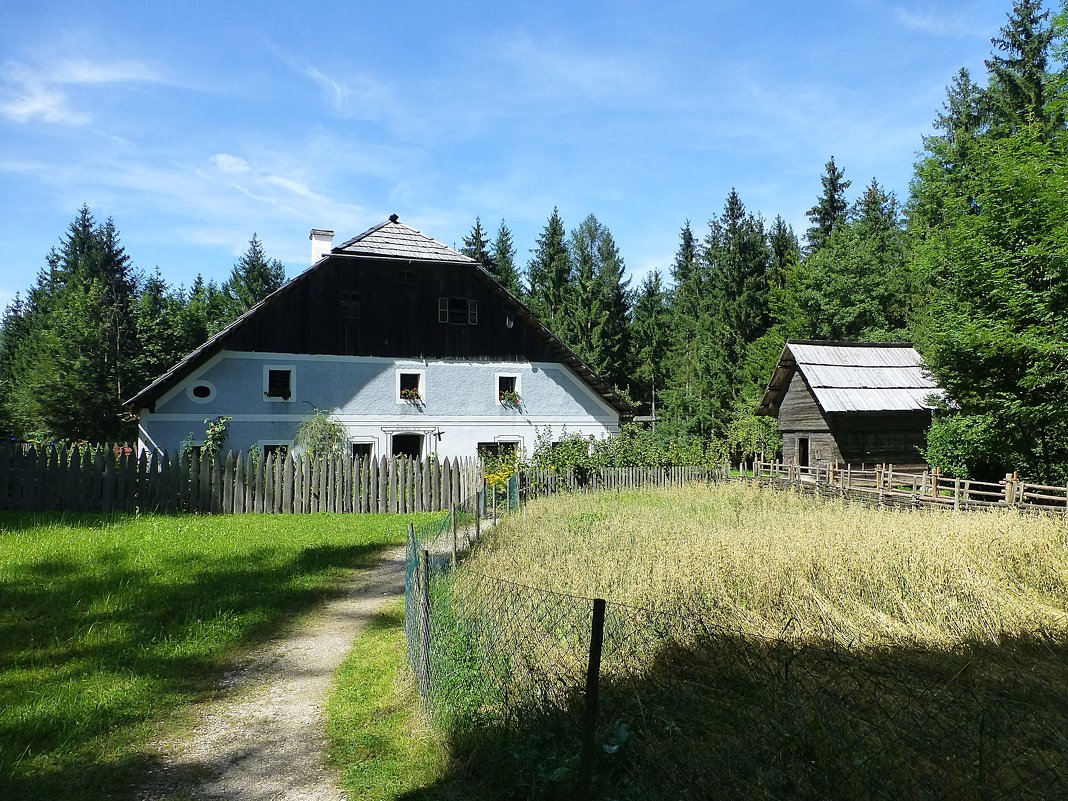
[[0, 444, 481, 514], [752, 459, 1068, 513]]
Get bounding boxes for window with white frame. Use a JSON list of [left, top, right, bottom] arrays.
[[263, 365, 294, 401], [496, 373, 521, 406], [397, 369, 425, 403]]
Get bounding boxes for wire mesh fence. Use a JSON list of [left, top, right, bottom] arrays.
[[404, 474, 1068, 799]]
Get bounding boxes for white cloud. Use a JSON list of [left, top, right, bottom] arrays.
[[210, 153, 250, 173], [263, 174, 326, 202]]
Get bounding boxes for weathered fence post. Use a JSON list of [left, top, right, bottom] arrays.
[[475, 490, 481, 540], [577, 597, 606, 801], [953, 477, 960, 511]]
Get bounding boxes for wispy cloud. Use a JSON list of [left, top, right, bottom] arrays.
[[487, 33, 656, 103], [0, 64, 89, 124], [0, 58, 169, 125], [891, 6, 990, 38]]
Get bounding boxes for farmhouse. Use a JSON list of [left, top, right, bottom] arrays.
[[756, 341, 943, 470], [126, 216, 632, 460]]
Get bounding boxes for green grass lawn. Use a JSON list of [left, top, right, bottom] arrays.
[[0, 511, 424, 801]]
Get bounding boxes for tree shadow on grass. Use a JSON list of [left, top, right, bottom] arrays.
[[0, 518, 397, 801], [398, 600, 1068, 801]]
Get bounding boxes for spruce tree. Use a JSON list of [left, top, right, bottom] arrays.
[[461, 217, 492, 269], [489, 219, 522, 296], [3, 207, 140, 441], [526, 208, 571, 331], [222, 235, 285, 321], [630, 270, 668, 417], [985, 0, 1059, 134], [805, 157, 851, 254]]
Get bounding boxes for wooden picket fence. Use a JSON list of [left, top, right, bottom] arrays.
[[752, 459, 1068, 514], [0, 444, 481, 514], [519, 464, 725, 499]]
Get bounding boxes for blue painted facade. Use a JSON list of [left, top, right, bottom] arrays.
[[138, 351, 620, 460]]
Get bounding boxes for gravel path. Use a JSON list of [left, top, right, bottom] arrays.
[[140, 545, 408, 801]]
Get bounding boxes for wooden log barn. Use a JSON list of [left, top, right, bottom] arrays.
[[756, 341, 945, 471]]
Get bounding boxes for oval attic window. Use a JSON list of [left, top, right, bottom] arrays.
[[192, 384, 212, 399]]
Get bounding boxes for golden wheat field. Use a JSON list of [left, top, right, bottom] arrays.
[[467, 482, 1068, 646]]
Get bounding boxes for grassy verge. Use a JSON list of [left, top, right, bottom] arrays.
[[0, 511, 426, 801], [326, 599, 450, 800]]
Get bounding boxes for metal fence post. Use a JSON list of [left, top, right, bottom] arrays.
[[451, 507, 458, 566], [475, 490, 481, 539], [419, 548, 431, 698], [577, 597, 606, 801]]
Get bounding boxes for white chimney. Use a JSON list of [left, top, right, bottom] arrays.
[[309, 228, 334, 265]]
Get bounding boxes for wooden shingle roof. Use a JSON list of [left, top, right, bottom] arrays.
[[334, 215, 474, 263]]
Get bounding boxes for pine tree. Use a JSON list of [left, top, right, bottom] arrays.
[[630, 270, 669, 417], [489, 219, 522, 296], [805, 157, 851, 254], [661, 221, 725, 440], [767, 215, 800, 291], [2, 207, 140, 441], [461, 217, 492, 269], [591, 224, 631, 389], [985, 0, 1059, 134], [526, 208, 571, 331], [560, 215, 631, 388], [222, 235, 285, 321]]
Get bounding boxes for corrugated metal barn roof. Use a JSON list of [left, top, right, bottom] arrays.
[[757, 341, 945, 416]]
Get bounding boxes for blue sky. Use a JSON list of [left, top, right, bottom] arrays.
[[0, 0, 1009, 309]]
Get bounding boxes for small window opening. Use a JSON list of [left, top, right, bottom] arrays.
[[399, 372, 421, 401], [352, 442, 373, 460], [266, 369, 292, 400], [263, 444, 288, 459], [478, 441, 518, 459], [391, 433, 423, 459], [192, 384, 212, 399], [498, 375, 520, 405], [438, 297, 478, 325]]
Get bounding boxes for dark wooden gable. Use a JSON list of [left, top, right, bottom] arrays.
[[222, 255, 559, 362], [127, 218, 632, 416]]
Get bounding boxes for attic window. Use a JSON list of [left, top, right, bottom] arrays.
[[264, 367, 293, 401], [187, 380, 216, 404], [438, 297, 477, 325], [340, 290, 360, 320]]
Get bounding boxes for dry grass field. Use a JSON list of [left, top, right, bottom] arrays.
[[421, 482, 1068, 799], [466, 482, 1068, 646]]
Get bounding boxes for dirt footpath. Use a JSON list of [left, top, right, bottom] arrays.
[[140, 545, 408, 801]]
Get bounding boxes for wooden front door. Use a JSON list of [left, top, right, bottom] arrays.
[[797, 437, 810, 468]]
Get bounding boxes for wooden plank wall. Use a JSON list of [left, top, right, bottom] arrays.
[[0, 445, 482, 515]]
